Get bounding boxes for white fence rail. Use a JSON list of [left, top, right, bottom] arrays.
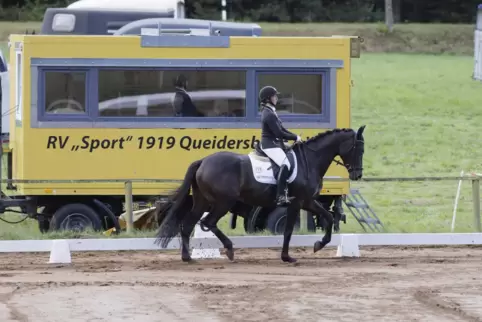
[[4, 233, 482, 263]]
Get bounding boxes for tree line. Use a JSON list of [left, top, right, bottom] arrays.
[[1, 0, 480, 23]]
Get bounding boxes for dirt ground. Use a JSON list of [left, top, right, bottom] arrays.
[[0, 246, 482, 322]]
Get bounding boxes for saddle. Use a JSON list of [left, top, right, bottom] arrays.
[[253, 141, 295, 179]]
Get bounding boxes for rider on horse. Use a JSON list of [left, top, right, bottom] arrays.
[[258, 86, 302, 206]]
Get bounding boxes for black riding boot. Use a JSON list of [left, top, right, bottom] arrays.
[[276, 165, 291, 206]]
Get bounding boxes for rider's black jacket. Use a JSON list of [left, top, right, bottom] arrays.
[[260, 103, 298, 149]]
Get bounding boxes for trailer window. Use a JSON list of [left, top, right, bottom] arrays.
[[44, 71, 86, 114], [256, 73, 323, 115], [97, 69, 246, 118]]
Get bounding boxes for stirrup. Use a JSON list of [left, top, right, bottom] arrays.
[[276, 192, 291, 206], [276, 198, 290, 206]]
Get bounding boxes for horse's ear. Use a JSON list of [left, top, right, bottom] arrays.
[[356, 125, 366, 140]]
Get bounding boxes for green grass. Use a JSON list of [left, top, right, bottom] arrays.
[[0, 21, 480, 239], [0, 212, 299, 239], [346, 53, 481, 233]]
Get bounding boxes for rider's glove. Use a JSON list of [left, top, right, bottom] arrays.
[[296, 135, 302, 142]]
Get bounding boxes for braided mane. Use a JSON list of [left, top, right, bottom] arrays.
[[305, 128, 354, 144]]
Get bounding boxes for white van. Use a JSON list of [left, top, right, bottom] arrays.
[[67, 0, 185, 18]]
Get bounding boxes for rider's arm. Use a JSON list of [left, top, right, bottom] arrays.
[[265, 112, 298, 141], [280, 125, 298, 140]]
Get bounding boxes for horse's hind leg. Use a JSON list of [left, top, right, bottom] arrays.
[[201, 201, 236, 261], [302, 199, 333, 253], [180, 192, 209, 262]]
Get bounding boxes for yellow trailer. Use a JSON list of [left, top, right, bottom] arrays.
[[0, 7, 361, 233]]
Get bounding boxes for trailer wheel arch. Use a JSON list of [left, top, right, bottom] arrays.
[[244, 206, 273, 233], [265, 207, 316, 235], [92, 199, 121, 234], [49, 203, 103, 232]]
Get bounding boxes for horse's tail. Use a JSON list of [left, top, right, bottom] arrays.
[[154, 198, 174, 228], [155, 159, 203, 248]]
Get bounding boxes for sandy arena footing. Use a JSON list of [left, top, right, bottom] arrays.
[[0, 246, 482, 321]]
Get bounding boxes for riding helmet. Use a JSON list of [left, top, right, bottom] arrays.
[[259, 86, 280, 103]]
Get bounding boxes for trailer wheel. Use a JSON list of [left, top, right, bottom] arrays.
[[50, 203, 103, 232], [265, 208, 316, 235]]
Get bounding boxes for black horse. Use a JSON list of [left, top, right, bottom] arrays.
[[155, 126, 366, 263]]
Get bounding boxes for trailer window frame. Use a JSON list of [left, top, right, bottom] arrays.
[[253, 69, 330, 124], [31, 58, 342, 129], [37, 67, 95, 122]]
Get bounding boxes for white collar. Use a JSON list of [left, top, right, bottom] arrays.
[[264, 103, 276, 112]]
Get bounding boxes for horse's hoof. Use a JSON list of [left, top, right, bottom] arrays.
[[314, 241, 325, 253], [225, 249, 234, 261], [281, 255, 297, 263], [182, 256, 192, 263]]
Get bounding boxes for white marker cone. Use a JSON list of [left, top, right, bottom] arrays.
[[191, 213, 221, 259], [336, 234, 360, 257], [49, 239, 72, 264]]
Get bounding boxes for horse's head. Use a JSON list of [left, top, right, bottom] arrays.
[[338, 125, 366, 181], [301, 126, 366, 181]]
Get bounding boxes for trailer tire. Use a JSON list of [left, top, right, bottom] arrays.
[[244, 206, 271, 233], [265, 208, 316, 235], [50, 203, 103, 232]]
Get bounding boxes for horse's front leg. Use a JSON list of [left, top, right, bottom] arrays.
[[332, 196, 346, 232], [302, 199, 334, 253], [281, 200, 301, 263]]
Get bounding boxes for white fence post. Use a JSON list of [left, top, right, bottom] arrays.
[[474, 5, 482, 81], [299, 210, 308, 232], [472, 178, 481, 232]]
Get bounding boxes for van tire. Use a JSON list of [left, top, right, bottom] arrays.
[[49, 203, 103, 232]]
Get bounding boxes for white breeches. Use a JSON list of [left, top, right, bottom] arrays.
[[261, 147, 291, 170]]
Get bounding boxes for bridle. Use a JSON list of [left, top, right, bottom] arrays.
[[333, 136, 364, 174], [295, 134, 363, 174]]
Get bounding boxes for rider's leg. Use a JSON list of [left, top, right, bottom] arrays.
[[259, 147, 292, 206], [260, 147, 291, 171], [276, 163, 291, 206]]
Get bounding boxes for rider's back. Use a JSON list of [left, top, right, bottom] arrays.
[[261, 107, 282, 144]]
